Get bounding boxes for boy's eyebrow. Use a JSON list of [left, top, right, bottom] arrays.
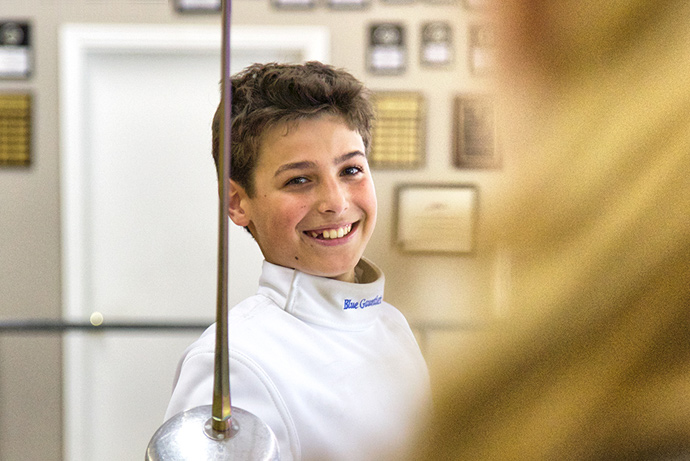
[[273, 161, 316, 177], [335, 151, 365, 164], [273, 151, 365, 177]]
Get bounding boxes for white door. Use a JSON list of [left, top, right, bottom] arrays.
[[59, 24, 328, 461]]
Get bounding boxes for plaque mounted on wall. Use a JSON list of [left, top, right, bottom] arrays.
[[468, 23, 495, 76], [369, 91, 425, 169], [453, 95, 501, 169], [420, 22, 453, 67], [0, 92, 31, 167], [327, 0, 370, 9], [271, 0, 316, 10], [395, 184, 478, 254], [173, 0, 222, 13], [0, 22, 32, 79], [367, 23, 406, 75]]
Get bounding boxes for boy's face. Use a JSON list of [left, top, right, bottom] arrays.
[[228, 114, 377, 283]]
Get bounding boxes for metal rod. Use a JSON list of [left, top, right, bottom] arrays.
[[0, 319, 489, 333], [0, 319, 210, 333], [212, 0, 233, 434]]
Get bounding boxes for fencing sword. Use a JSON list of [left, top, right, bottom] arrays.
[[145, 0, 279, 458]]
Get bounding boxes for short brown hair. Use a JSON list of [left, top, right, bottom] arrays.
[[212, 61, 374, 196]]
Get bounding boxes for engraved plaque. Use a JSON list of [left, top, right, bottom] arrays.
[[0, 22, 32, 79], [0, 93, 31, 167], [327, 0, 370, 9], [421, 22, 453, 67], [173, 0, 222, 13], [367, 23, 406, 75], [468, 23, 495, 75], [453, 95, 500, 169], [369, 92, 425, 169], [396, 184, 478, 254], [271, 0, 316, 10]]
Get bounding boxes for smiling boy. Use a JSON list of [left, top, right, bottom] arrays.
[[165, 62, 430, 461], [230, 114, 376, 283]]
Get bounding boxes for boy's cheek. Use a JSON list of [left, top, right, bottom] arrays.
[[270, 205, 305, 231], [356, 182, 378, 211], [351, 176, 376, 195]]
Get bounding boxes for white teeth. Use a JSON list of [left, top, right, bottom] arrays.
[[310, 225, 353, 240]]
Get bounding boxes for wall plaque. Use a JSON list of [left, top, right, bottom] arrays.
[[453, 95, 500, 169], [395, 184, 478, 254], [369, 92, 425, 169], [421, 22, 453, 67], [272, 0, 316, 10], [0, 93, 31, 167], [173, 0, 221, 13], [0, 22, 31, 79], [327, 0, 370, 9], [367, 23, 406, 75], [468, 23, 495, 75]]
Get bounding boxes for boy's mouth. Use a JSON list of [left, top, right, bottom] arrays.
[[305, 223, 355, 240]]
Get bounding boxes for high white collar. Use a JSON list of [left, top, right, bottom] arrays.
[[256, 258, 385, 331]]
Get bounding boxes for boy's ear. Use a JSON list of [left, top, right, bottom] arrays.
[[228, 179, 251, 227]]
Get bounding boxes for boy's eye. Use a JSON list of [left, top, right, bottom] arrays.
[[341, 166, 363, 176], [285, 176, 309, 187]]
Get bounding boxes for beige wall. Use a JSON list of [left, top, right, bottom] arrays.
[[0, 0, 500, 459]]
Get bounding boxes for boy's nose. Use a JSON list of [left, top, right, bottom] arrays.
[[317, 179, 348, 214]]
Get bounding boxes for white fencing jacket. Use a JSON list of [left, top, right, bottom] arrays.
[[165, 258, 431, 461]]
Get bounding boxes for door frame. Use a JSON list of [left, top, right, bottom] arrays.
[[59, 23, 329, 460]]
